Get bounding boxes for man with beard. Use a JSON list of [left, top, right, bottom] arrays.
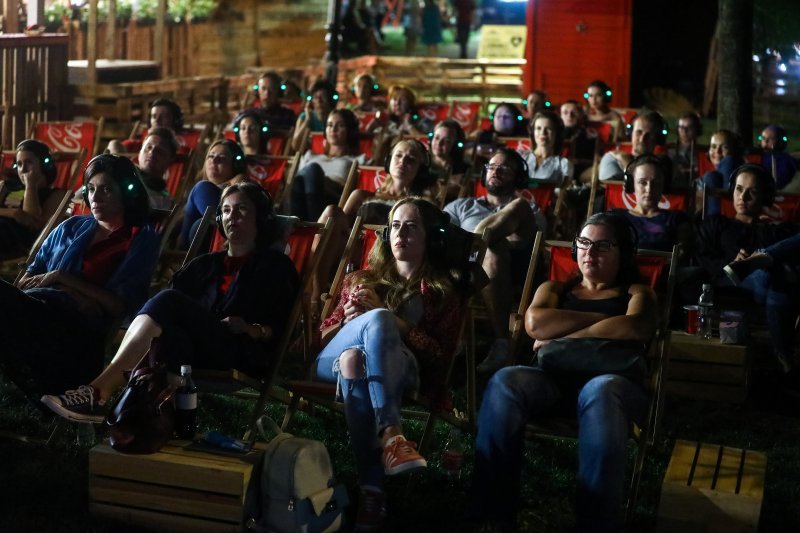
[[444, 147, 540, 374], [137, 127, 178, 210]]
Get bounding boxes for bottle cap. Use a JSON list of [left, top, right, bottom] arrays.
[[181, 364, 192, 375]]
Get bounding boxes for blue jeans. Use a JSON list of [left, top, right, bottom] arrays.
[[736, 234, 800, 358], [471, 366, 648, 532], [315, 308, 419, 487]]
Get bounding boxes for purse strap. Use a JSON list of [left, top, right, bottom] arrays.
[[255, 415, 292, 445]]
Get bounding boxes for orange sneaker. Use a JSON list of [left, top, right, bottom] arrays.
[[382, 435, 427, 475]]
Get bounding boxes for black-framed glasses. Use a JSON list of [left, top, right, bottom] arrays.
[[484, 164, 512, 176], [574, 236, 618, 253]]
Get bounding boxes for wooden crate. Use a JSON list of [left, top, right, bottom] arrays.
[[657, 440, 766, 533], [666, 331, 751, 403], [89, 441, 263, 532]]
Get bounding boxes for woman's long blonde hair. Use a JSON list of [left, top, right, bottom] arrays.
[[351, 197, 456, 312]]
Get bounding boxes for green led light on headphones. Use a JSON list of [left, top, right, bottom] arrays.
[[783, 136, 788, 142], [280, 83, 286, 91], [333, 94, 339, 100], [517, 115, 523, 121], [127, 183, 134, 191], [236, 155, 243, 160], [545, 101, 551, 107], [758, 135, 763, 141], [43, 157, 50, 163], [662, 129, 668, 135], [262, 126, 269, 132], [413, 114, 419, 120], [427, 132, 433, 138], [522, 99, 528, 105], [373, 84, 379, 90], [457, 142, 464, 148], [253, 84, 258, 91], [583, 92, 589, 99], [605, 90, 612, 97], [233, 126, 239, 132], [306, 95, 312, 101], [489, 114, 494, 119]]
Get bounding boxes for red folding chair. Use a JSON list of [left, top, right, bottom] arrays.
[[355, 111, 378, 133], [30, 119, 103, 185], [586, 121, 615, 145], [450, 101, 481, 134], [417, 102, 451, 124], [498, 136, 532, 151], [603, 181, 688, 212], [246, 154, 299, 207], [309, 132, 326, 154], [338, 164, 389, 207]]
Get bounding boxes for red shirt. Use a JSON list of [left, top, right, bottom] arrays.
[[81, 226, 136, 286], [219, 254, 251, 295]]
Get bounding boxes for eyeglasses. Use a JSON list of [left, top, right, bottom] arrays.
[[574, 236, 618, 253], [484, 164, 513, 176]]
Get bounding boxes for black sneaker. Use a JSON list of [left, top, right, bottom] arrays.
[[41, 385, 106, 423], [723, 253, 772, 286]]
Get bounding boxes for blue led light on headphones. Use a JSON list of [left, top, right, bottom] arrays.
[[606, 90, 612, 97], [233, 126, 239, 132], [306, 95, 312, 101], [517, 115, 523, 121], [428, 132, 434, 138], [583, 92, 589, 99], [545, 101, 551, 107], [333, 94, 339, 101], [280, 83, 287, 91]]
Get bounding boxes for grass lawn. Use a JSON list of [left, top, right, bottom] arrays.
[[2, 351, 800, 532]]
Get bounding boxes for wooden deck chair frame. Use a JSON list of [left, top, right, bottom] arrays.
[[191, 217, 335, 440], [280, 217, 490, 449], [258, 153, 301, 210], [515, 239, 678, 524]]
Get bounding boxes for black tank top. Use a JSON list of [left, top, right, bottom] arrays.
[[559, 281, 631, 317]]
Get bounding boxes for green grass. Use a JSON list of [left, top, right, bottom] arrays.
[[2, 357, 800, 531]]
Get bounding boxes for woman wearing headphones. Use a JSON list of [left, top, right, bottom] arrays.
[[232, 109, 271, 158], [430, 119, 469, 201], [290, 80, 339, 154], [519, 110, 573, 185], [316, 197, 467, 530], [470, 212, 657, 532], [0, 140, 64, 258], [180, 140, 248, 248], [584, 80, 624, 141], [290, 108, 369, 221], [42, 181, 299, 422], [471, 102, 528, 164], [614, 155, 690, 252], [349, 73, 385, 114], [0, 155, 160, 400]]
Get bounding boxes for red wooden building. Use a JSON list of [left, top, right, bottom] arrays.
[[524, 0, 632, 107]]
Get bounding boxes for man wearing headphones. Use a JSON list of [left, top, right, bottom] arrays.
[[254, 71, 296, 131], [599, 110, 667, 181], [137, 127, 178, 210], [759, 124, 797, 191], [444, 147, 541, 374], [693, 164, 799, 379]]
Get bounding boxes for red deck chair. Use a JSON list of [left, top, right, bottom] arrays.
[[246, 155, 299, 205], [744, 153, 763, 165], [548, 244, 667, 290], [224, 128, 291, 156], [309, 132, 326, 154], [499, 136, 532, 151], [358, 135, 375, 159], [586, 121, 615, 145], [450, 101, 481, 134], [697, 150, 715, 176], [473, 178, 557, 217], [603, 181, 688, 212], [1, 150, 84, 191], [479, 117, 492, 131], [136, 126, 203, 155], [417, 102, 451, 124], [355, 111, 378, 133], [338, 164, 389, 207], [30, 119, 103, 186], [719, 192, 800, 222]]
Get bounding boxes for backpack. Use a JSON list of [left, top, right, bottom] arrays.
[[245, 416, 348, 532]]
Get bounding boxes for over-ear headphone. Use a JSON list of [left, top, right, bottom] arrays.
[[209, 140, 247, 177], [584, 80, 613, 102], [353, 73, 378, 94], [215, 182, 276, 240], [254, 72, 285, 99], [623, 154, 672, 193], [307, 80, 339, 108], [571, 212, 639, 262], [480, 146, 529, 189], [384, 138, 433, 185], [379, 198, 450, 257], [15, 139, 57, 185], [149, 98, 184, 131], [759, 124, 789, 152], [429, 119, 466, 162], [232, 110, 270, 152], [727, 163, 775, 207], [82, 154, 150, 226]]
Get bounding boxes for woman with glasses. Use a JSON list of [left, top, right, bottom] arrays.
[[469, 212, 657, 532], [180, 140, 247, 248]]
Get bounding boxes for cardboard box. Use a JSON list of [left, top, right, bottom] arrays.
[[89, 440, 263, 532], [657, 440, 766, 533]]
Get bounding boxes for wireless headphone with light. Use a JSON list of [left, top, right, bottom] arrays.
[[480, 146, 529, 189], [15, 139, 57, 185]]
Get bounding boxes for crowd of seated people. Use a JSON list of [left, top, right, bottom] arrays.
[[4, 67, 800, 533]]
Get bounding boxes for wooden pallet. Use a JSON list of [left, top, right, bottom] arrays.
[[89, 441, 263, 532], [666, 331, 751, 403], [657, 439, 766, 533]]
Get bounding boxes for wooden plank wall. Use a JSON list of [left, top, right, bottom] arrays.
[[64, 0, 328, 77]]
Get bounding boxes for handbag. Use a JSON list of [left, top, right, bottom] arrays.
[[536, 337, 647, 382], [104, 339, 176, 454]]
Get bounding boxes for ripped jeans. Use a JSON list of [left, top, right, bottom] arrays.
[[315, 308, 419, 487]]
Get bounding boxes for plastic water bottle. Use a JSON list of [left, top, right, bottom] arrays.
[[175, 364, 198, 439], [441, 427, 464, 480], [698, 284, 714, 340]]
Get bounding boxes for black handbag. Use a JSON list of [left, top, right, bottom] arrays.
[[536, 337, 647, 382], [105, 339, 176, 454]]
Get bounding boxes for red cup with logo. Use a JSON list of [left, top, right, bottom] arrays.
[[683, 305, 699, 335]]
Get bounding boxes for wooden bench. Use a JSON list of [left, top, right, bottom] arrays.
[[657, 439, 766, 533], [666, 331, 752, 403], [89, 441, 263, 532]]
